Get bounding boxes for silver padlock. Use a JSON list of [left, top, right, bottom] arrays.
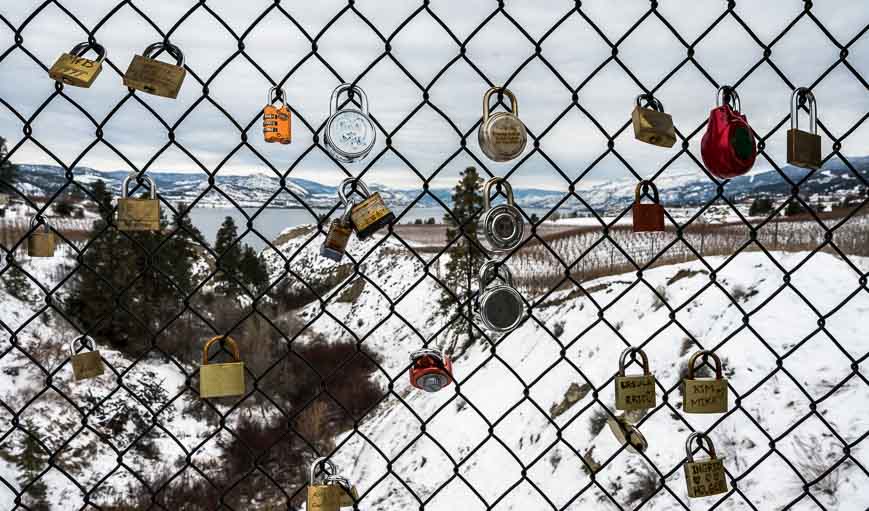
[[475, 262, 524, 333], [325, 84, 376, 163], [477, 86, 528, 162], [480, 177, 524, 253], [324, 473, 360, 508], [606, 414, 648, 455]]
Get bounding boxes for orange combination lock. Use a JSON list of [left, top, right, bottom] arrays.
[[409, 349, 454, 393], [263, 86, 292, 144]]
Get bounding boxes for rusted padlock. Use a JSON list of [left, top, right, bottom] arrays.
[[632, 181, 665, 233]]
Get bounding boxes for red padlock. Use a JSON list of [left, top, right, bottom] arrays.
[[632, 181, 665, 233], [700, 86, 757, 179], [409, 349, 454, 393]]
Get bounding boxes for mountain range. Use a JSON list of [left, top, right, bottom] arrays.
[[14, 156, 869, 212]]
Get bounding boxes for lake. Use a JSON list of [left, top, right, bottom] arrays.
[[188, 206, 562, 251]]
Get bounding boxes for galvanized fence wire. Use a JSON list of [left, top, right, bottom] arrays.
[[0, 0, 867, 509]]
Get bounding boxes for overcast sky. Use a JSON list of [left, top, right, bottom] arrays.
[[1, 0, 867, 190]]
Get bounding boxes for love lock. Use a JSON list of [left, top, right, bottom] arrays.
[[477, 86, 528, 162], [700, 86, 757, 179], [325, 84, 376, 163], [27, 217, 56, 257], [475, 261, 524, 333], [787, 87, 822, 170], [480, 177, 524, 253], [606, 414, 648, 455], [409, 348, 454, 393]]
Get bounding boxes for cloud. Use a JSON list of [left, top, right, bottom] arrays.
[[1, 0, 867, 190]]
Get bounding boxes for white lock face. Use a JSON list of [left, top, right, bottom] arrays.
[[327, 109, 375, 161]]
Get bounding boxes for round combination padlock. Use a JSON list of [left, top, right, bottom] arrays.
[[475, 262, 524, 333], [477, 86, 528, 162], [325, 84, 376, 163], [409, 348, 454, 393], [480, 177, 524, 253]]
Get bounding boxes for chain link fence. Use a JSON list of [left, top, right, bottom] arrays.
[[0, 1, 867, 510]]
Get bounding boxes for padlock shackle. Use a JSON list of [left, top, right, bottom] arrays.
[[29, 216, 50, 232], [790, 87, 817, 134], [687, 349, 724, 379], [618, 347, 650, 376], [685, 431, 717, 462], [635, 93, 664, 113], [324, 474, 353, 493], [634, 180, 660, 204], [479, 261, 514, 289], [201, 335, 241, 365], [69, 41, 107, 64], [330, 83, 369, 116], [482, 177, 515, 211], [121, 174, 158, 200], [410, 348, 447, 367], [142, 42, 185, 67], [715, 85, 741, 112], [309, 457, 337, 484], [482, 86, 519, 123], [338, 177, 371, 205], [267, 86, 286, 107], [69, 335, 98, 356]]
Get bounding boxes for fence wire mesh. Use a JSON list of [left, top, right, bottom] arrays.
[[0, 1, 867, 510]]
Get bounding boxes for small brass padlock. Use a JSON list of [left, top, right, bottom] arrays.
[[123, 42, 187, 99], [199, 336, 246, 399], [48, 42, 106, 88], [308, 458, 340, 511], [70, 336, 105, 382], [683, 350, 729, 414], [787, 87, 822, 170], [338, 178, 394, 240], [684, 432, 728, 498], [325, 84, 376, 163], [263, 86, 292, 144], [478, 86, 528, 162], [614, 347, 656, 411], [324, 474, 359, 508], [320, 204, 355, 261], [27, 218, 56, 258], [480, 177, 524, 253], [606, 414, 648, 455], [632, 181, 665, 233], [631, 94, 676, 148], [475, 262, 524, 333], [117, 174, 161, 231]]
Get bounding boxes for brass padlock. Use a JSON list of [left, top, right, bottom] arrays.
[[123, 42, 187, 99], [48, 42, 106, 88], [632, 94, 676, 148], [684, 432, 728, 498], [117, 174, 161, 231], [324, 474, 359, 508], [308, 458, 340, 511], [480, 177, 524, 253], [338, 178, 394, 240], [683, 350, 729, 414], [606, 415, 648, 455], [614, 347, 656, 411], [632, 181, 665, 233], [325, 84, 376, 163], [199, 336, 246, 399], [320, 203, 355, 261], [70, 336, 105, 381], [263, 86, 292, 144], [478, 86, 528, 162], [787, 87, 822, 170], [475, 262, 524, 333], [27, 218, 56, 257]]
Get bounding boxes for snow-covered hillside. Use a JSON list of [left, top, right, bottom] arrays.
[[261, 227, 868, 510]]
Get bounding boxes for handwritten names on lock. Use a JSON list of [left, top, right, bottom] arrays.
[[684, 379, 728, 413], [685, 459, 728, 498], [615, 375, 656, 410]]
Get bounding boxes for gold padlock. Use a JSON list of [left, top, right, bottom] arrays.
[[478, 86, 528, 162], [117, 174, 161, 231], [308, 458, 340, 511], [48, 42, 106, 88], [614, 347, 656, 411], [199, 336, 246, 399], [632, 94, 676, 148], [606, 414, 648, 455], [320, 203, 355, 261], [683, 350, 728, 414], [325, 474, 359, 508], [338, 178, 394, 240], [27, 218, 56, 257], [70, 336, 105, 381], [787, 87, 822, 170], [684, 432, 728, 498], [123, 42, 187, 99]]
